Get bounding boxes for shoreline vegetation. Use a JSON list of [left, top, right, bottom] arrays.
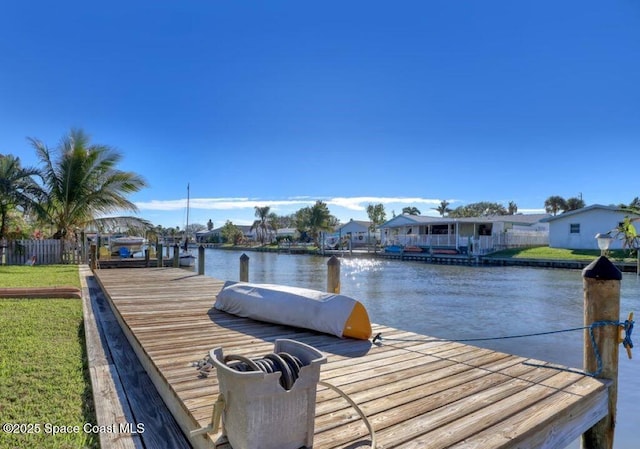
[[0, 265, 98, 449]]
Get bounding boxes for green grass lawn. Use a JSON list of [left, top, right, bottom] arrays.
[[0, 265, 81, 288], [486, 246, 635, 262], [0, 266, 97, 449]]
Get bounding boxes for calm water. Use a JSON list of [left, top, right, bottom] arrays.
[[199, 249, 639, 448]]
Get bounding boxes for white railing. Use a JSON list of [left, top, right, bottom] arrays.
[[382, 231, 549, 255], [383, 234, 458, 247], [1, 239, 84, 265], [492, 231, 549, 250]]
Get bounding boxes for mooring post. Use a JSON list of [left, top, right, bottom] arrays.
[[239, 253, 249, 282], [173, 244, 179, 268], [198, 245, 205, 275], [582, 255, 622, 449], [327, 256, 340, 293], [90, 244, 97, 270], [144, 248, 150, 267], [157, 243, 163, 267]]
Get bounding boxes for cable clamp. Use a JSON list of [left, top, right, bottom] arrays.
[[618, 312, 634, 360]]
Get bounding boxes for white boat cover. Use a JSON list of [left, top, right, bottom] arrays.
[[215, 281, 361, 338]]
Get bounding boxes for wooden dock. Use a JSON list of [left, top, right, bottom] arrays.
[[92, 267, 609, 449]]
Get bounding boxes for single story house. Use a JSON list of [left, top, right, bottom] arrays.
[[339, 219, 378, 247], [321, 219, 379, 248], [541, 204, 640, 250], [379, 213, 550, 254]]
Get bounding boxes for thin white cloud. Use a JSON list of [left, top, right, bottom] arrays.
[[136, 197, 316, 211], [326, 196, 445, 211], [136, 196, 447, 212], [517, 208, 547, 214]]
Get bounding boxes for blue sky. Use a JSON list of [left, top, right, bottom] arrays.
[[2, 1, 639, 229]]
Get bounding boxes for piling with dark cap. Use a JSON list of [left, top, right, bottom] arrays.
[[239, 253, 249, 282], [582, 255, 622, 449]]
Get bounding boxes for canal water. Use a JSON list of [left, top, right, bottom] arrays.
[[200, 249, 639, 448]]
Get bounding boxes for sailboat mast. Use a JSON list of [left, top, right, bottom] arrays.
[[184, 183, 190, 251], [186, 183, 190, 231]]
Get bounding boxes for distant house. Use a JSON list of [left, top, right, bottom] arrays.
[[195, 225, 266, 243], [337, 219, 378, 247], [195, 229, 217, 243], [541, 204, 640, 250], [276, 227, 298, 240], [379, 213, 550, 254]]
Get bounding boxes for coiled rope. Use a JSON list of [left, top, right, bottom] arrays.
[[191, 351, 377, 448], [372, 316, 634, 378]]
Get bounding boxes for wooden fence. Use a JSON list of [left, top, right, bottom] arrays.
[[1, 239, 85, 266]]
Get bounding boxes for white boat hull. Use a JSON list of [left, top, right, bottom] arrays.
[[179, 253, 196, 267]]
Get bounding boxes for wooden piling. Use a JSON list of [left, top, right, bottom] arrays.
[[90, 244, 97, 270], [239, 253, 249, 282], [327, 256, 340, 293], [157, 243, 163, 268], [582, 255, 622, 449], [198, 245, 205, 275], [173, 244, 179, 268]]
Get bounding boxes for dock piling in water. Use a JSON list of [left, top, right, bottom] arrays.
[[239, 253, 249, 282], [582, 255, 622, 449], [198, 245, 205, 275], [327, 255, 340, 293], [173, 244, 179, 268]]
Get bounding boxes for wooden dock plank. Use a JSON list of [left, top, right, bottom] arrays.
[[93, 267, 608, 449], [80, 267, 143, 449], [83, 269, 192, 449]]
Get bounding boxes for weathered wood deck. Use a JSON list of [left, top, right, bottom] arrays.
[[92, 267, 609, 449]]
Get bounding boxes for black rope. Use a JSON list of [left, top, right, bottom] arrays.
[[372, 317, 635, 378], [372, 325, 588, 345], [223, 352, 304, 390]]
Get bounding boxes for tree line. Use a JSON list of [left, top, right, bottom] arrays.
[[208, 202, 341, 246], [3, 128, 639, 248]]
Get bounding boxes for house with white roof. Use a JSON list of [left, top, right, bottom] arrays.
[[541, 204, 640, 250]]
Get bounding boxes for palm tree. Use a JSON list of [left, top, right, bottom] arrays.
[[433, 200, 451, 217], [251, 206, 271, 245], [0, 154, 43, 241], [544, 196, 567, 216], [565, 197, 585, 212], [307, 201, 333, 246], [30, 129, 148, 240], [367, 203, 387, 253], [267, 212, 280, 240], [402, 206, 421, 215], [613, 217, 640, 256], [620, 197, 640, 213], [507, 201, 518, 215]]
